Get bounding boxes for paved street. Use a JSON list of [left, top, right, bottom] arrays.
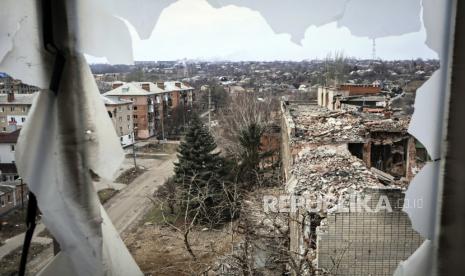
[[0, 223, 49, 260]]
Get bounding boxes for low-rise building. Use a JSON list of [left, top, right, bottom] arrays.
[[101, 95, 134, 147], [0, 163, 18, 182], [0, 180, 28, 215], [0, 129, 20, 163], [0, 92, 36, 133], [318, 84, 382, 110]]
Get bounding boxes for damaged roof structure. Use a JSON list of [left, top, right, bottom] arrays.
[[280, 100, 423, 275], [288, 103, 410, 145]]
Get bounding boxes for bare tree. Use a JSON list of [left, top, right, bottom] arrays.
[[215, 92, 275, 158]]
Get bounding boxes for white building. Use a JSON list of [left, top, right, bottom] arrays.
[[0, 129, 19, 163]]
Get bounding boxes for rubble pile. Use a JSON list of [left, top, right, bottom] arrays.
[[363, 116, 410, 132], [288, 104, 411, 145], [290, 105, 366, 143], [243, 189, 288, 236], [290, 146, 383, 209]]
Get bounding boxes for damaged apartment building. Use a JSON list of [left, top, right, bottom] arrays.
[[280, 87, 425, 275]]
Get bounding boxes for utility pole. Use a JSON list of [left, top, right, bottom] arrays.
[[20, 177, 24, 209], [208, 86, 212, 131], [372, 38, 377, 61], [132, 127, 137, 170], [161, 111, 165, 141]]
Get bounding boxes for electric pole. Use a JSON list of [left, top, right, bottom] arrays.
[[132, 127, 137, 170], [372, 38, 377, 61], [208, 86, 212, 131]]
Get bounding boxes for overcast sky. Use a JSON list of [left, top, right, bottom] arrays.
[[86, 0, 437, 63]]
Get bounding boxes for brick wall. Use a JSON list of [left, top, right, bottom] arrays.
[[339, 84, 381, 95]]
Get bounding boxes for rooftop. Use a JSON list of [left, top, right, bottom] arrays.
[[164, 81, 194, 91], [0, 93, 37, 105], [104, 81, 193, 96], [0, 185, 14, 195], [100, 95, 132, 105], [103, 83, 161, 96], [0, 129, 20, 143]]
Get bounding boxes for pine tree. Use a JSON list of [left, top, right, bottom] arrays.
[[237, 122, 273, 187], [174, 115, 230, 223]]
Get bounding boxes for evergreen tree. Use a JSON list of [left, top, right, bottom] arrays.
[[174, 115, 230, 223], [237, 123, 272, 187]]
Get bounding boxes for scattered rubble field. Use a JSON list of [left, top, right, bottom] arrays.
[[98, 188, 119, 205], [0, 243, 47, 275], [114, 167, 146, 184], [0, 208, 27, 245], [125, 224, 233, 276]]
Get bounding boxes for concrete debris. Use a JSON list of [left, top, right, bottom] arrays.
[[288, 104, 410, 144], [290, 146, 385, 210], [290, 105, 366, 143]]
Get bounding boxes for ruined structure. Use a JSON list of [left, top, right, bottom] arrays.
[[280, 100, 423, 275]]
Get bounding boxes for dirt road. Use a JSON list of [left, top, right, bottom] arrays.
[[106, 152, 176, 235]]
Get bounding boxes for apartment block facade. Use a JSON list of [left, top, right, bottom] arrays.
[[104, 81, 195, 140], [0, 93, 36, 133], [102, 95, 135, 147]]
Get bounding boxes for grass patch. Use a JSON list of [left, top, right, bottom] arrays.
[[98, 188, 119, 204], [143, 203, 179, 226], [0, 243, 48, 275], [114, 167, 146, 184]]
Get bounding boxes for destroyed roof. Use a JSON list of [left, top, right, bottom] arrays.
[[286, 102, 410, 144], [288, 146, 386, 210], [361, 112, 410, 132], [289, 104, 366, 143]]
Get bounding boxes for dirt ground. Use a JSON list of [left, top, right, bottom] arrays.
[[138, 143, 179, 154], [124, 223, 236, 276], [0, 209, 27, 245], [0, 243, 48, 276]]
